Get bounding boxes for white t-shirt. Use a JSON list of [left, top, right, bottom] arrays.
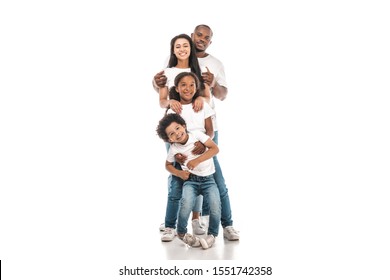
[[162, 54, 226, 131], [167, 131, 215, 177], [167, 103, 215, 133]]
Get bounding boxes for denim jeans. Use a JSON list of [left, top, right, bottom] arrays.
[[202, 131, 233, 228], [164, 142, 203, 229], [177, 174, 221, 236]]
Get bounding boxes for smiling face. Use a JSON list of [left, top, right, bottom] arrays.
[[192, 26, 212, 53], [173, 38, 191, 62], [175, 75, 197, 104], [165, 121, 188, 144]]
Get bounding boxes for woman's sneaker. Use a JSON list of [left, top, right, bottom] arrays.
[[181, 233, 201, 247], [200, 234, 215, 249], [192, 219, 206, 235], [223, 226, 240, 241], [161, 228, 175, 242]]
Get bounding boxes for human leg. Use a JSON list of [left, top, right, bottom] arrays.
[[176, 180, 199, 235], [201, 176, 221, 237], [164, 173, 184, 229], [191, 195, 205, 234]]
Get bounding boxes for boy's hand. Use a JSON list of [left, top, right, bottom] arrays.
[[175, 153, 187, 165], [192, 141, 206, 155], [178, 170, 191, 181], [186, 159, 200, 171]]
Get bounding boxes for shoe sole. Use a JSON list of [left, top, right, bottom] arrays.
[[224, 235, 240, 241], [161, 237, 174, 242]]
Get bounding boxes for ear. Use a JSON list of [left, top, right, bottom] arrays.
[[175, 86, 179, 93]]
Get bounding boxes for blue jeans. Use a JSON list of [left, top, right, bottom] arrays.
[[202, 131, 233, 228], [177, 174, 221, 236], [164, 142, 203, 229]]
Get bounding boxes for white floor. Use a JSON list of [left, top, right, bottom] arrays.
[[157, 222, 242, 260]]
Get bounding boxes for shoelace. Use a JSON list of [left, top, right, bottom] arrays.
[[226, 227, 239, 234]]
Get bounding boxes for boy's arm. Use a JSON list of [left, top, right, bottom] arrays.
[[186, 138, 218, 171], [165, 160, 190, 181]]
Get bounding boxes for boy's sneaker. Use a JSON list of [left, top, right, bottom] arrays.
[[223, 226, 240, 241], [192, 219, 206, 235], [181, 233, 201, 247], [200, 234, 215, 249], [161, 228, 175, 242], [159, 223, 165, 231]]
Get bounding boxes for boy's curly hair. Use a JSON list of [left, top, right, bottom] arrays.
[[156, 113, 187, 142]]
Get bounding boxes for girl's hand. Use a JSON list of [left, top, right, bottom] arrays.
[[169, 100, 182, 114], [193, 96, 204, 112]]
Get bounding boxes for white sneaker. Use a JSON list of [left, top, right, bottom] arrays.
[[181, 233, 201, 247], [161, 227, 175, 242], [159, 223, 165, 231], [223, 226, 240, 241], [200, 234, 215, 249], [192, 219, 206, 235], [201, 215, 209, 228]]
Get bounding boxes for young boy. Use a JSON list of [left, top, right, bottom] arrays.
[[156, 113, 221, 249]]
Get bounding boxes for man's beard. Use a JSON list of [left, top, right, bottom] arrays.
[[194, 46, 203, 53]]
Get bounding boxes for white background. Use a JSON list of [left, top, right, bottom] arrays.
[[1, 0, 389, 279]]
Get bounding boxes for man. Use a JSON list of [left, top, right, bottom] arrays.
[[154, 24, 239, 241]]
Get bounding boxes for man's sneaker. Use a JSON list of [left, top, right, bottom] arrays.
[[181, 233, 201, 247], [200, 234, 215, 249], [192, 219, 206, 235], [159, 223, 165, 231], [223, 226, 240, 241], [161, 228, 175, 242]]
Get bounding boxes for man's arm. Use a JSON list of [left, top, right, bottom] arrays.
[[201, 67, 228, 101], [211, 83, 228, 101], [153, 70, 167, 93]]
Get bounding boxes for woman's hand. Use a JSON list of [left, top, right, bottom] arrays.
[[169, 100, 182, 114], [193, 96, 204, 112]]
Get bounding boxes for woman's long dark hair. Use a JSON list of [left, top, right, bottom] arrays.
[[167, 34, 205, 92]]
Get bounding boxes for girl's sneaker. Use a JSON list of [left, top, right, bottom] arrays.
[[200, 234, 215, 249], [181, 233, 201, 247]]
